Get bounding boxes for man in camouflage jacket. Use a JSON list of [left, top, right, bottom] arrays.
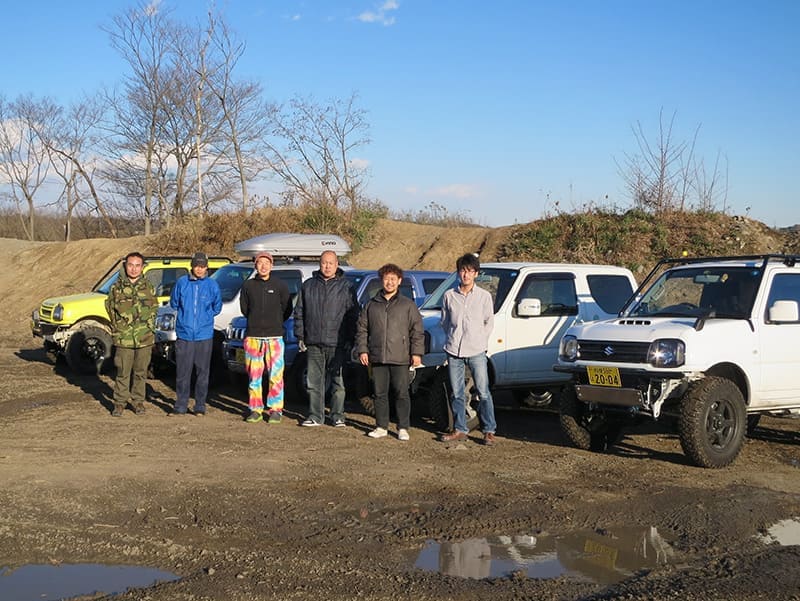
[[105, 251, 158, 416]]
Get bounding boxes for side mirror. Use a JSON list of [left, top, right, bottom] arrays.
[[518, 298, 541, 317], [768, 300, 799, 323]]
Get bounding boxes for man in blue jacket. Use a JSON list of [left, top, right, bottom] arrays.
[[169, 252, 222, 416]]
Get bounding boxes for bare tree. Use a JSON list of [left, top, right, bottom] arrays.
[[0, 95, 51, 240], [32, 96, 117, 240], [265, 92, 371, 219], [617, 109, 727, 213], [103, 2, 176, 234], [202, 13, 273, 212]]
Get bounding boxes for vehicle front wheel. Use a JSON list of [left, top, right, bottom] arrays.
[[65, 325, 113, 374], [559, 387, 623, 452], [678, 376, 746, 468]]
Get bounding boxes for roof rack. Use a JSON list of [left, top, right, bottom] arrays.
[[659, 254, 799, 268]]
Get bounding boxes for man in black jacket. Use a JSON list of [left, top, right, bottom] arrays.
[[356, 263, 424, 441], [240, 252, 292, 424], [294, 250, 358, 427]]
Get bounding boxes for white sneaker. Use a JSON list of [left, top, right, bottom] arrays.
[[367, 427, 388, 439], [398, 429, 410, 442]]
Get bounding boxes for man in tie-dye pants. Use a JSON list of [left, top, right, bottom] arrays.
[[239, 252, 292, 424]]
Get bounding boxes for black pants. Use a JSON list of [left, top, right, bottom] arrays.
[[175, 338, 213, 413], [372, 364, 411, 430]]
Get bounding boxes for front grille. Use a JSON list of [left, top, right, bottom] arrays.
[[578, 340, 650, 363], [228, 326, 246, 341], [39, 303, 55, 321]]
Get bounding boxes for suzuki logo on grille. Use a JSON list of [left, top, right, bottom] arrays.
[[603, 346, 615, 357]]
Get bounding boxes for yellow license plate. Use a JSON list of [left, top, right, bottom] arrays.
[[235, 348, 245, 364], [587, 365, 622, 387]]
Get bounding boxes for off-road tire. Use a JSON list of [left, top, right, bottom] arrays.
[[678, 376, 746, 468], [65, 325, 113, 375], [559, 387, 624, 452], [428, 367, 480, 433]]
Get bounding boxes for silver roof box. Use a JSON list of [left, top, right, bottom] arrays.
[[234, 233, 351, 259]]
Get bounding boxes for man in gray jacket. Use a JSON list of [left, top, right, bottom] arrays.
[[294, 251, 359, 427], [356, 263, 424, 441]]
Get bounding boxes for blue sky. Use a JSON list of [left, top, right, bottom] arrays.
[[2, 1, 798, 227]]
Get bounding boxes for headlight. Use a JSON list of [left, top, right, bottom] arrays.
[[32, 309, 39, 321], [156, 313, 176, 331], [53, 304, 64, 321], [559, 335, 578, 362], [648, 339, 685, 368]]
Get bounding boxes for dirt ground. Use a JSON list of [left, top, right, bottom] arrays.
[[1, 235, 800, 600]]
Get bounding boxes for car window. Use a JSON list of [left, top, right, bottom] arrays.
[[210, 264, 254, 302], [361, 278, 383, 304], [271, 269, 304, 305], [420, 268, 518, 314], [422, 277, 447, 295], [146, 268, 189, 298], [516, 273, 578, 316], [586, 274, 635, 314], [765, 273, 800, 322]]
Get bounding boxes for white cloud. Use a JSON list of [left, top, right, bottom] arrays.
[[357, 1, 399, 26], [290, 14, 301, 22], [349, 157, 370, 170], [429, 184, 479, 199], [143, 0, 162, 17]]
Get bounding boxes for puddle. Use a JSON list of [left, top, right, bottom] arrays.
[[0, 563, 179, 601], [758, 518, 800, 546], [414, 526, 676, 584]]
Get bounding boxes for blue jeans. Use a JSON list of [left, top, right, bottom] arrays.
[[447, 352, 496, 434], [306, 344, 346, 424]]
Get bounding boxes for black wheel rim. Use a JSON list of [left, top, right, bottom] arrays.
[[705, 399, 737, 449]]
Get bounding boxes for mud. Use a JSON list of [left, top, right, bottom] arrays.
[[1, 343, 799, 600]]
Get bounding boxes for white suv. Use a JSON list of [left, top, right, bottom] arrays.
[[555, 254, 800, 468], [413, 262, 638, 432]]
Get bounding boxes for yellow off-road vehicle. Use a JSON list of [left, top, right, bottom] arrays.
[[31, 255, 230, 374]]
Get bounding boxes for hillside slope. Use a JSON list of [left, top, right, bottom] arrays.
[[4, 213, 797, 344]]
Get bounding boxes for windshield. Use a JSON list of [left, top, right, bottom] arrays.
[[95, 270, 121, 294], [420, 267, 519, 314], [210, 263, 254, 302], [628, 266, 760, 319]]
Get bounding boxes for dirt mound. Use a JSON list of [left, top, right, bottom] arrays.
[[4, 213, 796, 344], [1, 237, 141, 344]]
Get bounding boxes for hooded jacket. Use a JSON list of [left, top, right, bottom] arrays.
[[293, 268, 358, 347], [169, 274, 222, 341], [105, 270, 158, 348], [356, 290, 424, 365]]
